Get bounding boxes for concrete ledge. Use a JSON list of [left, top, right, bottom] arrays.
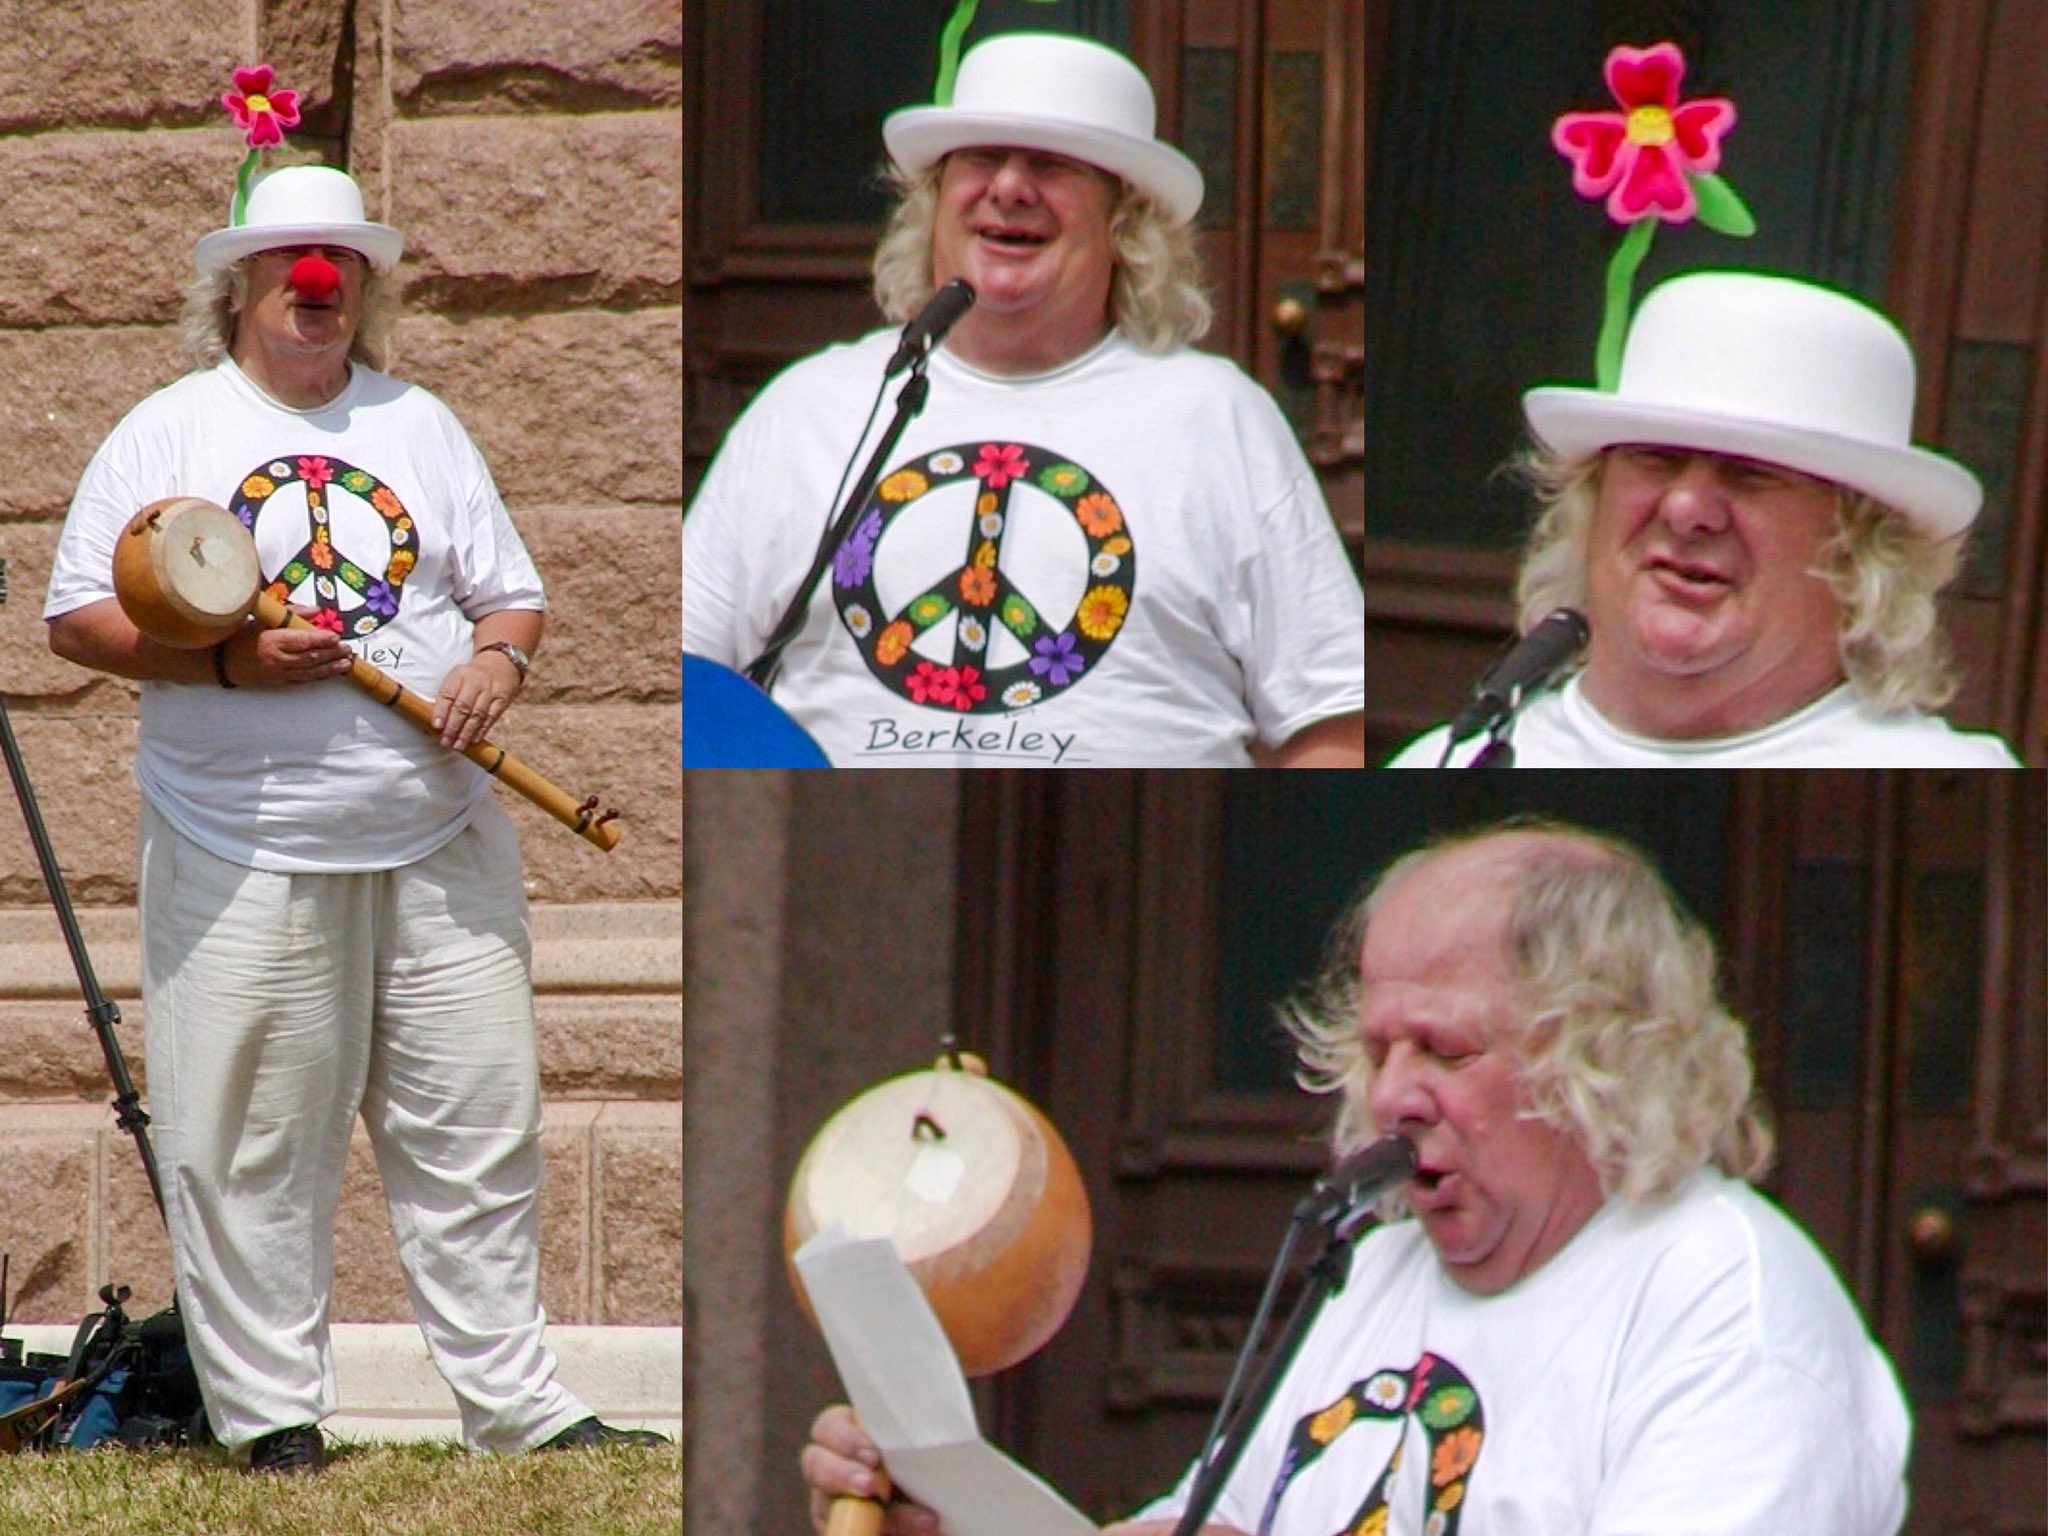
[[3, 1323, 681, 1445]]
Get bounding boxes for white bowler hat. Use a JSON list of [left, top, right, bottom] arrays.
[[885, 33, 1204, 227], [193, 164, 404, 275], [1524, 271, 1982, 539]]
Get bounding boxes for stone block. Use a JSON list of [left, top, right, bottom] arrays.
[[0, 1001, 144, 1101], [392, 310, 684, 511], [392, 114, 682, 308], [0, 1122, 94, 1321], [0, 9, 242, 133], [390, 0, 682, 111], [507, 506, 681, 705], [539, 1103, 598, 1322], [595, 1105, 682, 1325], [0, 130, 248, 330], [0, 523, 93, 697], [538, 996, 683, 1100], [0, 328, 190, 521], [498, 704, 681, 905], [0, 716, 143, 907]]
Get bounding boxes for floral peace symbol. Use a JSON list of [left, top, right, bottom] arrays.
[[830, 441, 1136, 713], [1261, 1351, 1485, 1535], [228, 455, 416, 638]]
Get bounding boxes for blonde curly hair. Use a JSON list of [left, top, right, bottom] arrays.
[[1513, 447, 1964, 713], [1286, 819, 1774, 1206], [870, 160, 1212, 353]]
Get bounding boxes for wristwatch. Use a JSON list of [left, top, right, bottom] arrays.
[[475, 640, 531, 680]]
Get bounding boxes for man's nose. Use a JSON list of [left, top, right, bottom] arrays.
[[986, 154, 1041, 202], [1654, 456, 1733, 538], [1366, 1045, 1434, 1131]]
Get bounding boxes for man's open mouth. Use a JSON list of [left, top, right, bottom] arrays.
[[978, 226, 1049, 250]]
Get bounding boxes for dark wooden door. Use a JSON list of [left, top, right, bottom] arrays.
[[685, 0, 1365, 559], [1357, 0, 2048, 764], [961, 772, 2047, 1529]]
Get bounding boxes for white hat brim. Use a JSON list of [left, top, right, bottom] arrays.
[[884, 107, 1204, 226], [194, 220, 405, 275], [1523, 387, 1983, 541]]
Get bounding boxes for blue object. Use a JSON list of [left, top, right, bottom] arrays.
[[682, 654, 830, 768]]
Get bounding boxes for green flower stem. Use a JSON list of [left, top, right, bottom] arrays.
[[1595, 219, 1656, 391], [935, 0, 979, 104], [231, 148, 259, 226]]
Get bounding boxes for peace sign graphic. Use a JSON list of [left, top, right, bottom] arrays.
[[830, 441, 1137, 714], [1263, 1353, 1485, 1534], [228, 456, 417, 638]]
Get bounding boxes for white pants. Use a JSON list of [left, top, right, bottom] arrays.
[[138, 799, 586, 1452]]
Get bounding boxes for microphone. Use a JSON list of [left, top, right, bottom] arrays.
[[1446, 607, 1590, 743], [1297, 1133, 1418, 1225], [884, 278, 976, 376]]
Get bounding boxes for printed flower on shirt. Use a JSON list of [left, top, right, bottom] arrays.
[[1037, 462, 1090, 497], [908, 592, 952, 628], [948, 666, 988, 711], [879, 468, 928, 502], [906, 661, 953, 706], [1029, 631, 1085, 687], [1430, 1425, 1481, 1487], [297, 456, 335, 490], [241, 473, 276, 500], [875, 621, 913, 666], [1075, 493, 1123, 538], [972, 442, 1030, 489], [1076, 584, 1129, 640], [833, 508, 884, 588], [1308, 1397, 1356, 1445]]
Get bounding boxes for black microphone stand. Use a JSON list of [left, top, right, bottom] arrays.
[[744, 351, 941, 692], [1168, 1189, 1381, 1536]]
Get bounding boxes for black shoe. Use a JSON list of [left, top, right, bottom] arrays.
[[247, 1424, 326, 1475], [538, 1415, 671, 1450]]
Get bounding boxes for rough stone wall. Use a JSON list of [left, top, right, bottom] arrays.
[[0, 0, 682, 1330]]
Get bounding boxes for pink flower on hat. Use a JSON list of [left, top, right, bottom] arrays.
[[222, 65, 301, 149], [1551, 43, 1734, 224]]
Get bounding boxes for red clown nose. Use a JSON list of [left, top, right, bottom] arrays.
[[287, 254, 341, 301]]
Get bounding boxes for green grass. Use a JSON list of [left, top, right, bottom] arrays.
[[0, 1438, 682, 1536]]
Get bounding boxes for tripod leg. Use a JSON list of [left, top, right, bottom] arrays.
[[0, 695, 168, 1224]]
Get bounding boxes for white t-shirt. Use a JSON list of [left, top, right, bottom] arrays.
[[1140, 1168, 1911, 1536], [682, 330, 1364, 767], [46, 360, 544, 871], [1387, 674, 2021, 767]]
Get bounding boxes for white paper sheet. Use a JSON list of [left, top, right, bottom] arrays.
[[794, 1225, 1096, 1536]]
